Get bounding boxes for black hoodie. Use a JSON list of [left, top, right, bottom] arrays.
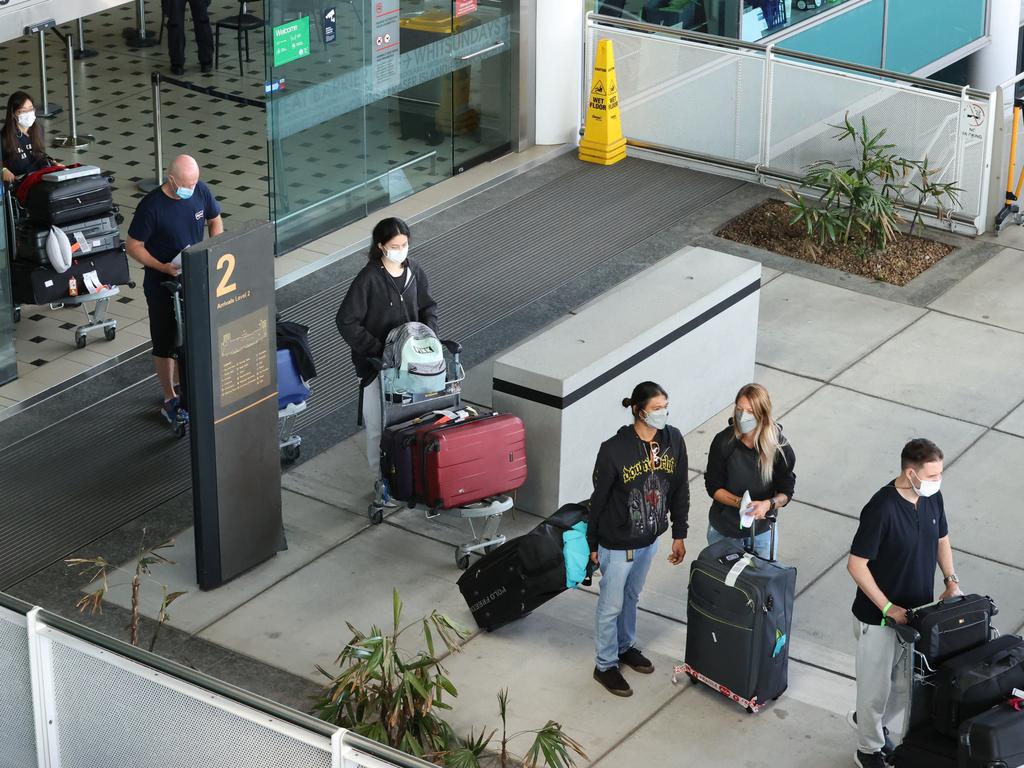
[[587, 424, 690, 552], [335, 258, 438, 383]]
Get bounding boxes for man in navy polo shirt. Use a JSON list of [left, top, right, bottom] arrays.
[[846, 438, 964, 768], [126, 154, 223, 425]]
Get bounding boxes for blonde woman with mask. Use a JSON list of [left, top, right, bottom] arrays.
[[704, 383, 796, 559]]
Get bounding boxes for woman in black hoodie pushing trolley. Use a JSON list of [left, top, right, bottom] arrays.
[[589, 381, 690, 697], [336, 217, 438, 503]]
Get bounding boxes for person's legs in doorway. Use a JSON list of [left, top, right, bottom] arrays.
[[165, 0, 188, 72], [188, 0, 214, 69], [616, 541, 657, 672]]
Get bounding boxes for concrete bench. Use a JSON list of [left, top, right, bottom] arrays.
[[492, 246, 761, 517]]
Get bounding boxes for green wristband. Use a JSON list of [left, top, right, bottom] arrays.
[[882, 601, 893, 617]]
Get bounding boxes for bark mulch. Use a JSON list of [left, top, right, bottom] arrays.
[[717, 199, 954, 286]]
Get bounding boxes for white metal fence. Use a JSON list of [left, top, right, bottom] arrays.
[[585, 14, 997, 235], [0, 597, 428, 768]]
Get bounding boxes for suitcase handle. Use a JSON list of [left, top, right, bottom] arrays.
[[746, 508, 778, 561]]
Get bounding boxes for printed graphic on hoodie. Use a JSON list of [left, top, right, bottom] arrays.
[[621, 453, 676, 539]]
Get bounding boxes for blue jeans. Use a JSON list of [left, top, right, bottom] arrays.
[[707, 525, 778, 560], [594, 541, 657, 671]]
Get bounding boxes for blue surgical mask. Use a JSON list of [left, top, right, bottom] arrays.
[[176, 185, 194, 200]]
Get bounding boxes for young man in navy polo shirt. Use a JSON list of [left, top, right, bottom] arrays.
[[126, 154, 223, 425], [846, 438, 964, 768]]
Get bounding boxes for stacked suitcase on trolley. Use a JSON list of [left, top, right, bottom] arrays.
[[891, 594, 1024, 767], [10, 165, 129, 308]]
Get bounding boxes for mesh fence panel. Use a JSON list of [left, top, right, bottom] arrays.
[[0, 607, 37, 768], [589, 28, 764, 163], [46, 633, 332, 768], [766, 59, 978, 212]]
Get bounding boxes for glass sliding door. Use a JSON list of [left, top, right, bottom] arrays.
[[265, 0, 515, 253], [0, 182, 16, 387]]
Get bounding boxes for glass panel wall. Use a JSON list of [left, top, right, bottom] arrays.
[[772, 0, 884, 68], [265, 0, 515, 253], [884, 0, 986, 74], [595, 0, 740, 37], [741, 0, 857, 42]]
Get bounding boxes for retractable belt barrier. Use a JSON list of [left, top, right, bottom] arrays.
[[138, 72, 266, 193]]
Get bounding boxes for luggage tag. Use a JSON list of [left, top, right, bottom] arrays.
[[772, 629, 788, 658], [72, 230, 92, 254]]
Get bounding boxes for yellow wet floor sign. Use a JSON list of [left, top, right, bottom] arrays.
[[579, 39, 626, 166]]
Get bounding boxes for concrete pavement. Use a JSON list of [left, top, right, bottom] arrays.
[[91, 236, 1024, 767]]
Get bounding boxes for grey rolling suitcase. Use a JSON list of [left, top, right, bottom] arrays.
[[680, 515, 796, 712]]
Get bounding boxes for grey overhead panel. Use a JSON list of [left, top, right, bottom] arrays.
[[0, 0, 131, 44]]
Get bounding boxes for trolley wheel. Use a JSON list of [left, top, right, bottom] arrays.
[[281, 444, 300, 463], [483, 542, 502, 554], [455, 550, 470, 571], [75, 335, 87, 349], [172, 421, 187, 438], [746, 706, 756, 714], [367, 505, 384, 525], [104, 326, 116, 341], [13, 306, 20, 323]]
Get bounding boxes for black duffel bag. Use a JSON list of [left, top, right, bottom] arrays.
[[932, 634, 1024, 737], [908, 593, 996, 669]]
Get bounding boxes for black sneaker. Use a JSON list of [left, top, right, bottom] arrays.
[[593, 666, 632, 697], [854, 750, 886, 768], [619, 647, 655, 674], [170, 64, 185, 76], [847, 711, 895, 756], [200, 63, 213, 74]]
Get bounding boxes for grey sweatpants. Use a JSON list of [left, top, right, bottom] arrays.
[[853, 618, 912, 752]]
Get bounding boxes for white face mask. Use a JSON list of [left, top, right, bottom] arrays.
[[382, 246, 408, 265], [642, 407, 669, 431], [16, 110, 36, 129], [910, 469, 941, 498], [736, 409, 757, 435]]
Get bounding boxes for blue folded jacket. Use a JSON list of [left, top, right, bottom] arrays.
[[563, 521, 590, 589]]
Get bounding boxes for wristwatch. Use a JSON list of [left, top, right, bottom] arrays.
[[943, 573, 959, 585], [769, 497, 777, 512]]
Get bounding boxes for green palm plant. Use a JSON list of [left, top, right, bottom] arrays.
[[315, 591, 587, 768], [782, 114, 961, 257]]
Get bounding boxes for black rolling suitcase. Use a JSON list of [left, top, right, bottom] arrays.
[[932, 634, 1024, 736], [958, 701, 1024, 767], [15, 214, 122, 267], [24, 174, 114, 226], [12, 248, 131, 305], [380, 413, 443, 502], [458, 503, 592, 631], [907, 594, 996, 668], [680, 515, 796, 713], [890, 729, 958, 768]]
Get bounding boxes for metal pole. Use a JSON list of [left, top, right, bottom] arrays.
[[125, 0, 158, 47], [138, 74, 164, 192], [74, 17, 99, 59], [36, 30, 62, 118], [52, 33, 94, 149]]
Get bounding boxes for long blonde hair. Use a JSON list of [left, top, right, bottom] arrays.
[[733, 383, 788, 485]]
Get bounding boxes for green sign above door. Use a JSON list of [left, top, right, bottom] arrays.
[[273, 16, 311, 67]]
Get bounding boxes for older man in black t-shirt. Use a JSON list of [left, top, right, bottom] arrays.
[[126, 154, 222, 425], [846, 438, 964, 768]]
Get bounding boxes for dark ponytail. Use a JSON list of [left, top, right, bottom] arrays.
[[367, 217, 411, 261], [623, 381, 668, 417]]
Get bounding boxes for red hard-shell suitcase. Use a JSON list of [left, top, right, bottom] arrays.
[[413, 413, 527, 508]]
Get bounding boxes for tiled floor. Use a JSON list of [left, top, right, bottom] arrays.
[[0, 0, 509, 411]]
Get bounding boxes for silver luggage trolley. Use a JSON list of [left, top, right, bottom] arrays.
[[54, 285, 121, 348], [368, 339, 511, 570]]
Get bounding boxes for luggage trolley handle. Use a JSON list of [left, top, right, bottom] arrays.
[[747, 508, 779, 561]]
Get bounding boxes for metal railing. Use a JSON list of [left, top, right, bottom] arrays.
[[584, 12, 997, 235], [0, 592, 431, 768]]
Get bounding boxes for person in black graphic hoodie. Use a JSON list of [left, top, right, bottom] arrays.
[[589, 381, 690, 697], [336, 217, 438, 500]]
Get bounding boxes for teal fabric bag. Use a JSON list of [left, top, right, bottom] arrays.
[[563, 521, 590, 589]]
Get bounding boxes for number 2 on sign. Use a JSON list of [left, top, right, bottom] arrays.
[[216, 253, 237, 297]]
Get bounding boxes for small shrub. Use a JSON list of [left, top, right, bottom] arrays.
[[782, 114, 961, 257]]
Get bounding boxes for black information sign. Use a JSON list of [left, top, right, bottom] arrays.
[[182, 221, 282, 590], [324, 7, 337, 44]]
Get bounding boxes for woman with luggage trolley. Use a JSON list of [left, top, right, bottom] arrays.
[[588, 381, 690, 698], [2, 91, 54, 185], [704, 383, 796, 560], [336, 217, 438, 504]]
